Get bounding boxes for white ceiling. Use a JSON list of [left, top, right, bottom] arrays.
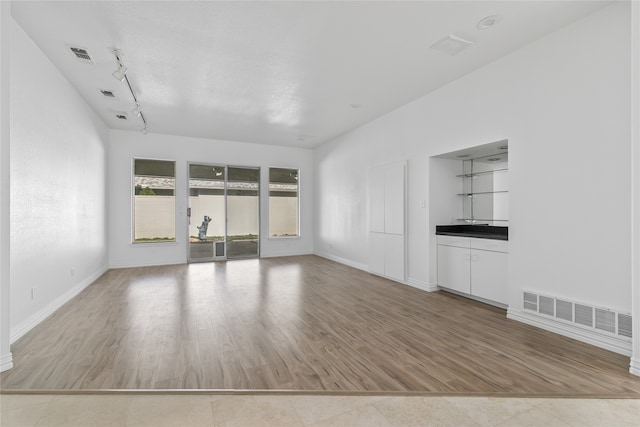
[[11, 1, 610, 148]]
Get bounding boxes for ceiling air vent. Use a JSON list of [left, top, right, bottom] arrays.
[[100, 89, 116, 98], [67, 45, 94, 64], [430, 34, 474, 56]]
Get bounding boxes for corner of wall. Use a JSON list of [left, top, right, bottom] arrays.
[[0, 0, 13, 373], [630, 0, 640, 377]]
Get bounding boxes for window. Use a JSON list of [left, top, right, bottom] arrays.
[[133, 159, 176, 243], [269, 167, 299, 237]]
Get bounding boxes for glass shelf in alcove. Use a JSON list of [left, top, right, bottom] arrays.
[[456, 168, 508, 178], [457, 190, 509, 196]]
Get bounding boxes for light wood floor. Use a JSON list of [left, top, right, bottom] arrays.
[[2, 255, 639, 395]]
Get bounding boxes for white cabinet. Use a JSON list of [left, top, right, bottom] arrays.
[[437, 243, 471, 293], [471, 248, 508, 304], [384, 233, 405, 282], [369, 162, 406, 282], [437, 236, 508, 306]]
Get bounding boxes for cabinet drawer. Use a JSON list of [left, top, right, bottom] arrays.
[[470, 238, 508, 253], [436, 235, 470, 248]]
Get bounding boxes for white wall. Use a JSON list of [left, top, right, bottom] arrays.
[[108, 130, 314, 267], [630, 0, 640, 375], [9, 18, 109, 340], [315, 3, 631, 314], [0, 1, 12, 372]]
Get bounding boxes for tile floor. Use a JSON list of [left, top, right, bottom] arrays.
[[1, 393, 638, 427]]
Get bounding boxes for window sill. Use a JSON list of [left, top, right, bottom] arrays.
[[130, 241, 178, 247]]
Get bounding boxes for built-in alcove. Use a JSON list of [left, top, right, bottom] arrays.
[[430, 139, 509, 226], [428, 140, 509, 289]]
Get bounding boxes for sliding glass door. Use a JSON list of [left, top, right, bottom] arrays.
[[188, 164, 226, 262], [188, 164, 260, 262], [226, 167, 260, 259]]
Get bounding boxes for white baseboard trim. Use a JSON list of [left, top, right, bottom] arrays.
[[0, 352, 13, 372], [507, 308, 632, 356], [260, 249, 314, 259], [630, 357, 640, 377], [407, 278, 439, 292], [10, 265, 109, 343], [313, 251, 369, 272], [109, 260, 185, 269]]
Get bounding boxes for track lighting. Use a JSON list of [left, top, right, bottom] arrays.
[[112, 48, 149, 135], [112, 65, 127, 81], [132, 103, 143, 117]]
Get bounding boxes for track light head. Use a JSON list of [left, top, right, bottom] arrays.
[[132, 104, 143, 116], [112, 65, 128, 81]]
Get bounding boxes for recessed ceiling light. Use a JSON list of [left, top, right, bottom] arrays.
[[477, 15, 502, 30], [430, 34, 474, 56]]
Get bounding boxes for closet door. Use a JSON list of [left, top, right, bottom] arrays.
[[369, 170, 385, 233], [368, 232, 385, 276], [384, 163, 405, 235], [368, 162, 406, 282], [384, 233, 405, 282]]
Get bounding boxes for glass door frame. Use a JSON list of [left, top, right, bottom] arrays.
[[187, 162, 228, 263], [226, 164, 261, 260], [187, 162, 261, 262]]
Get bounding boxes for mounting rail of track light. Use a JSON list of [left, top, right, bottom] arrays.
[[112, 48, 149, 135]]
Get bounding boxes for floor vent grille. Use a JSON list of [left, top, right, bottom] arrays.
[[523, 291, 631, 339]]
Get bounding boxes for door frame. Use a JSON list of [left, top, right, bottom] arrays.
[[226, 164, 261, 260], [187, 162, 261, 262]]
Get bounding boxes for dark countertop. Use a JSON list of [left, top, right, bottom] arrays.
[[435, 225, 508, 241]]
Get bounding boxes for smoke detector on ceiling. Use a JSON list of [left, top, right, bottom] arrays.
[[67, 44, 94, 64], [430, 34, 475, 56], [477, 15, 503, 30]]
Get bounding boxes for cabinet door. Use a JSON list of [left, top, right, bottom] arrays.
[[384, 233, 405, 282], [437, 245, 470, 293], [369, 169, 385, 233], [384, 163, 405, 235], [471, 249, 508, 305], [368, 232, 385, 276]]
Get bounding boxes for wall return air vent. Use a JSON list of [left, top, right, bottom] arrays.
[[523, 291, 632, 339]]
